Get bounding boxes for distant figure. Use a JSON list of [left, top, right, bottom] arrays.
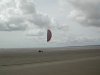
[[38, 50, 43, 53]]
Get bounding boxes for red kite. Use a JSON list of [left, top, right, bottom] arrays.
[[47, 29, 52, 42]]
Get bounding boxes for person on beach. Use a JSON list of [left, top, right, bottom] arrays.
[[38, 50, 43, 53]]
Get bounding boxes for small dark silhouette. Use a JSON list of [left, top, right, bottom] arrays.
[[38, 50, 43, 53]]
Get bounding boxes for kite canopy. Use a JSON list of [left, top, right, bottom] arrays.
[[47, 29, 52, 42]]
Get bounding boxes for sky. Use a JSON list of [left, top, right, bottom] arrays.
[[0, 0, 100, 48]]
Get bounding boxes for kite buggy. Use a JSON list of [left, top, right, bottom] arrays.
[[38, 29, 52, 53]]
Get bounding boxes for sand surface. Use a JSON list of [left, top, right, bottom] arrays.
[[0, 47, 100, 75]]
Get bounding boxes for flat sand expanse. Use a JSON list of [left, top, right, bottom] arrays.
[[0, 47, 100, 75]]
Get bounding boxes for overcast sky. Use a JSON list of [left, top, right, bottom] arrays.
[[0, 0, 100, 48]]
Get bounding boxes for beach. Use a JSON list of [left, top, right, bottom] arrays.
[[0, 46, 100, 75]]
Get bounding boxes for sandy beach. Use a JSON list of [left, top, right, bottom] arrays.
[[0, 46, 100, 75]]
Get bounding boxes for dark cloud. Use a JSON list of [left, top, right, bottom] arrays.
[[67, 0, 100, 27]]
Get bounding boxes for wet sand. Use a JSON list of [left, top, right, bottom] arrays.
[[0, 47, 100, 75]]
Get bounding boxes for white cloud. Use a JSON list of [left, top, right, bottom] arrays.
[[0, 0, 54, 33], [61, 0, 100, 27], [62, 35, 100, 46], [26, 29, 44, 36]]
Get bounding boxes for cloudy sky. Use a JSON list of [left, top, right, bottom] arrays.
[[0, 0, 100, 48]]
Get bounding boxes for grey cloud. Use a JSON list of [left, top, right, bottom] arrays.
[[32, 14, 51, 28], [19, 0, 36, 14], [68, 0, 100, 27], [0, 0, 54, 31]]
